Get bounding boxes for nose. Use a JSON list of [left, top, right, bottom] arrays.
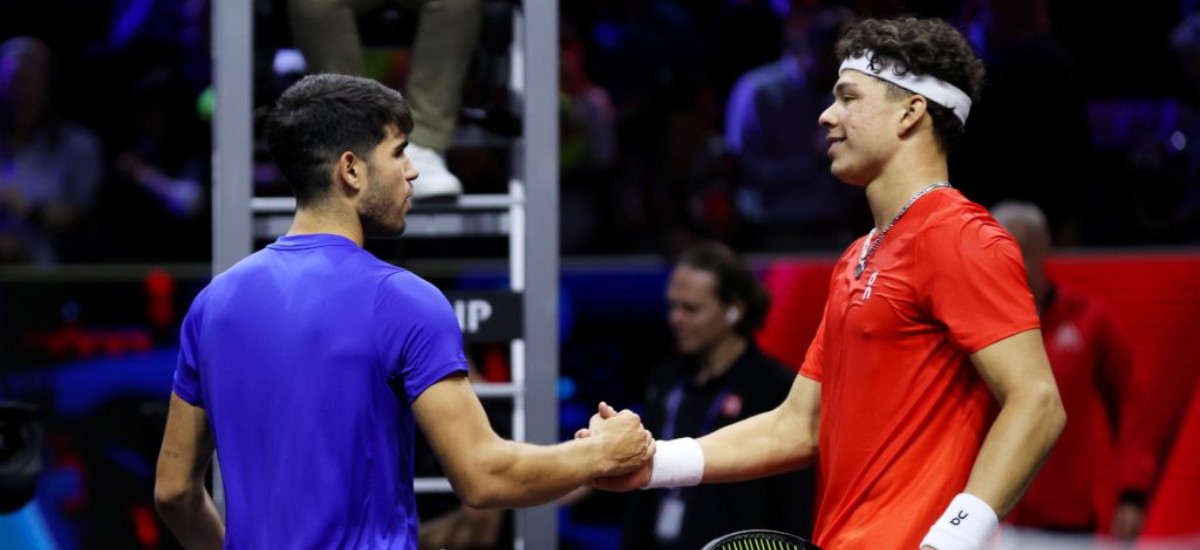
[[818, 102, 836, 129], [668, 307, 684, 329], [404, 155, 420, 182]]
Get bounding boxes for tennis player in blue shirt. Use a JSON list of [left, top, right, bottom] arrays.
[[153, 73, 654, 549]]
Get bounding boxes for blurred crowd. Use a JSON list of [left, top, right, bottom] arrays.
[[3, 3, 1200, 548], [0, 0, 1197, 263]]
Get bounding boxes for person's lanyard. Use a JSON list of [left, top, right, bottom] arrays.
[[656, 378, 732, 542], [660, 380, 730, 442]]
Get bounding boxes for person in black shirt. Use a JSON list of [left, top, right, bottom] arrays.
[[622, 241, 814, 549]]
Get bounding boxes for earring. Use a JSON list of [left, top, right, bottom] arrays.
[[726, 308, 740, 325]]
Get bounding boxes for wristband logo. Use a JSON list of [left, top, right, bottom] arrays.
[[950, 510, 969, 526]]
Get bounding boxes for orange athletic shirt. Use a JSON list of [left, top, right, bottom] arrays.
[[799, 188, 1040, 549]]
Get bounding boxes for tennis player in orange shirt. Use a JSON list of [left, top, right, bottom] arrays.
[[582, 16, 1066, 550]]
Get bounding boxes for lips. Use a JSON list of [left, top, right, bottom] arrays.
[[826, 137, 844, 156]]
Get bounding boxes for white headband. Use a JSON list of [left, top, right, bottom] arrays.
[[839, 51, 972, 124]]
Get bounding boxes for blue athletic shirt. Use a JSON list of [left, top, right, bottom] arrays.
[[172, 233, 468, 549]]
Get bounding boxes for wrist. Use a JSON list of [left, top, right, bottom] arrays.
[[581, 436, 611, 476], [642, 438, 704, 489], [920, 492, 998, 550]]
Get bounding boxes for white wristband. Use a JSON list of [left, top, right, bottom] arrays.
[[920, 493, 999, 550], [643, 438, 705, 489]]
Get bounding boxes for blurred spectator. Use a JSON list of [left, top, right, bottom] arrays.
[[952, 0, 1091, 246], [724, 5, 863, 251], [102, 67, 210, 262], [0, 37, 103, 264], [703, 0, 785, 115], [288, 0, 481, 198], [560, 23, 618, 254], [106, 0, 210, 90], [622, 241, 813, 549], [1171, 11, 1200, 242], [582, 0, 702, 254], [661, 83, 729, 256], [992, 201, 1153, 539]]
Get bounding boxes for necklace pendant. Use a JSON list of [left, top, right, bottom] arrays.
[[854, 263, 864, 279]]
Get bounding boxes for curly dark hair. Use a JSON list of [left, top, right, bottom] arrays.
[[835, 17, 985, 151], [676, 241, 771, 338]]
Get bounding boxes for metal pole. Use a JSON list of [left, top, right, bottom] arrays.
[[211, 0, 253, 272], [210, 0, 254, 519], [515, 0, 559, 547]]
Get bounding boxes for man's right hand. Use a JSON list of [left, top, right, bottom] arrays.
[[583, 402, 654, 477], [576, 403, 655, 491]]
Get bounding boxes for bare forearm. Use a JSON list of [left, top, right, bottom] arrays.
[[418, 379, 652, 508], [699, 407, 816, 483], [156, 394, 221, 548], [157, 489, 224, 549], [461, 438, 600, 509], [964, 384, 1065, 516]]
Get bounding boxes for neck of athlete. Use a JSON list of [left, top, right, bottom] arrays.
[[865, 135, 950, 231], [696, 334, 746, 386], [288, 198, 365, 247]]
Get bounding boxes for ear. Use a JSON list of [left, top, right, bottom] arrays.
[[897, 94, 928, 136], [336, 151, 365, 194], [725, 300, 746, 326]]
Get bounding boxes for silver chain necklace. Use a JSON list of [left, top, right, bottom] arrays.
[[854, 181, 951, 279]]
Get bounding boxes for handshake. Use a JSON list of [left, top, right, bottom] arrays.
[[573, 402, 658, 492]]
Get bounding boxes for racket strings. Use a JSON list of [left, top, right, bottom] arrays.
[[704, 529, 819, 550], [714, 534, 806, 549]]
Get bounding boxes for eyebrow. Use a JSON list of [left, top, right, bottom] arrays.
[[833, 81, 859, 96], [393, 139, 408, 156]]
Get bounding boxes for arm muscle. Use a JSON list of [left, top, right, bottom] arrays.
[[155, 392, 224, 549]]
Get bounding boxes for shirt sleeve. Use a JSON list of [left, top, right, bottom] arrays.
[[798, 315, 828, 382], [376, 273, 469, 404], [1093, 302, 1132, 432], [918, 216, 1041, 354], [172, 287, 208, 407]]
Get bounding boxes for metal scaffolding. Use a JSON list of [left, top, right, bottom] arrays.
[[210, 0, 559, 546]]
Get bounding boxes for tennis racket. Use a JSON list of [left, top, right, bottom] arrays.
[[699, 529, 822, 550]]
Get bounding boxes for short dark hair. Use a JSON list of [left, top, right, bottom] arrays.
[[835, 17, 985, 151], [677, 241, 771, 337], [264, 74, 414, 205]]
